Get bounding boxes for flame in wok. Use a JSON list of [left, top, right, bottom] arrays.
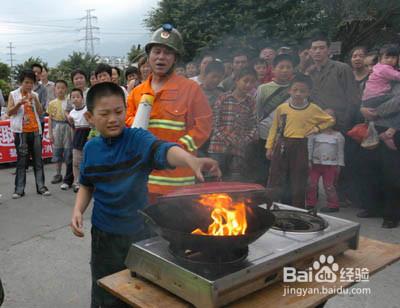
[[191, 193, 247, 236]]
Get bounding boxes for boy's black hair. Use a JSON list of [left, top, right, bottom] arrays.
[[86, 82, 125, 113], [366, 51, 379, 65], [290, 73, 313, 89], [55, 79, 68, 88], [232, 50, 248, 60], [95, 63, 112, 78], [350, 46, 367, 57], [125, 66, 139, 79], [298, 40, 310, 53], [253, 58, 267, 66], [112, 66, 121, 77], [71, 88, 84, 98], [205, 60, 225, 75], [379, 44, 400, 58], [19, 69, 36, 83], [309, 31, 330, 47], [71, 69, 88, 82], [272, 54, 295, 67], [31, 63, 43, 72], [234, 66, 257, 81]]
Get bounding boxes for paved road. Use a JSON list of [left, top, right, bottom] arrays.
[[0, 164, 399, 307]]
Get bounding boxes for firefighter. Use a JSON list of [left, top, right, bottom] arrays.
[[126, 24, 212, 199]]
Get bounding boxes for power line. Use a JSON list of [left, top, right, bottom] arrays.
[[7, 42, 16, 85], [78, 9, 99, 55]]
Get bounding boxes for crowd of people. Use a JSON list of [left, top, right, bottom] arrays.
[[3, 23, 400, 307]]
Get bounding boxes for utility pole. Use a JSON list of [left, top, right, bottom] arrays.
[[79, 9, 99, 55], [7, 42, 16, 86]]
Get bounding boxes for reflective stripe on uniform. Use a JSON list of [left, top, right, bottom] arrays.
[[148, 119, 186, 131], [179, 134, 197, 152], [148, 175, 195, 186]]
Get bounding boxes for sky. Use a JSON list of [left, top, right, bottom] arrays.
[[0, 0, 160, 66]]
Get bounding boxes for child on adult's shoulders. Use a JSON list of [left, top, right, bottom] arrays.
[[70, 82, 221, 308]]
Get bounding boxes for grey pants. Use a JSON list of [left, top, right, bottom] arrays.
[[14, 132, 46, 195]]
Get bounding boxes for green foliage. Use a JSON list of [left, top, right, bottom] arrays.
[[146, 0, 400, 61], [0, 62, 11, 81], [0, 79, 11, 100], [127, 44, 145, 63], [13, 57, 47, 81], [53, 52, 99, 84]]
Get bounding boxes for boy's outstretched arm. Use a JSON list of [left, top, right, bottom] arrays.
[[166, 146, 221, 182], [71, 185, 94, 237]]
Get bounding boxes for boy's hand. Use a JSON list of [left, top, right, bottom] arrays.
[[306, 126, 319, 136], [187, 157, 221, 182], [71, 210, 84, 237], [266, 149, 272, 160]]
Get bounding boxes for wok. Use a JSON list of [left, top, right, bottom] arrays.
[[138, 197, 275, 252]]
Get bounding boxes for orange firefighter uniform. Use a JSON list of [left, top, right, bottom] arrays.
[[126, 73, 212, 195]]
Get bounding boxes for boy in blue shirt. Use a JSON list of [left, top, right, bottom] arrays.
[[70, 82, 220, 308]]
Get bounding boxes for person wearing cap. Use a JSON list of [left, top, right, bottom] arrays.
[[126, 24, 212, 199]]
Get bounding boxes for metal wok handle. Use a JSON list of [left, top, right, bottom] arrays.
[[137, 209, 157, 228]]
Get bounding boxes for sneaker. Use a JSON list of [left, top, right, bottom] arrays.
[[320, 207, 339, 213], [12, 192, 24, 199], [60, 183, 70, 190], [72, 183, 80, 193], [38, 187, 51, 196], [382, 220, 398, 229], [51, 174, 63, 184]]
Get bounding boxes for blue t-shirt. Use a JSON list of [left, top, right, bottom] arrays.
[[80, 127, 176, 235]]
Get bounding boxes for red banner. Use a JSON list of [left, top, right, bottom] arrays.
[[0, 117, 53, 163]]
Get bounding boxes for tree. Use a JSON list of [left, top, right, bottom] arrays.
[[146, 0, 400, 61], [0, 62, 11, 81], [13, 57, 48, 81], [127, 44, 145, 63], [50, 52, 99, 86]]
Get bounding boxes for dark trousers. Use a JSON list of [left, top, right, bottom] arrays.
[[357, 141, 400, 221], [90, 226, 150, 308], [245, 139, 270, 185], [266, 138, 308, 208], [63, 148, 74, 186], [14, 132, 46, 195]]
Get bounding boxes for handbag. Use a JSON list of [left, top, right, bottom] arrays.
[[347, 123, 368, 143], [361, 121, 380, 149]]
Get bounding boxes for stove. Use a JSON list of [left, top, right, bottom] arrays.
[[125, 204, 360, 307]]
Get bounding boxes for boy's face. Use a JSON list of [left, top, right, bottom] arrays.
[[232, 55, 248, 73], [73, 73, 87, 89], [203, 71, 224, 89], [85, 95, 125, 138], [289, 82, 310, 104], [21, 78, 34, 93], [175, 67, 186, 76], [364, 56, 376, 73], [185, 63, 197, 78], [199, 56, 213, 75], [55, 83, 67, 98], [97, 72, 112, 83], [254, 63, 267, 80], [90, 74, 98, 86], [111, 68, 120, 84], [71, 91, 83, 108], [272, 60, 294, 83], [235, 74, 256, 94], [126, 73, 138, 82]]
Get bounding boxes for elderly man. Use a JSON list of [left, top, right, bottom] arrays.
[[125, 24, 212, 199]]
